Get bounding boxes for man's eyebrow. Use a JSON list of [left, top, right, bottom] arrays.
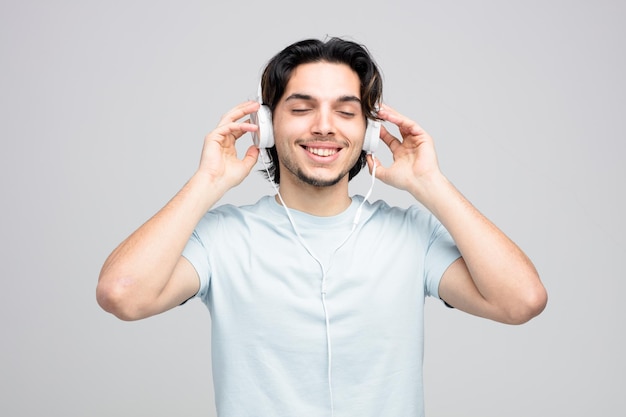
[[337, 95, 362, 104], [284, 93, 362, 103], [284, 93, 313, 102]]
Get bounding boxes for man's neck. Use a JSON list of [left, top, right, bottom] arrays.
[[275, 178, 352, 217]]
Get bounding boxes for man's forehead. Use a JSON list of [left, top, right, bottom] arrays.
[[283, 62, 361, 101]]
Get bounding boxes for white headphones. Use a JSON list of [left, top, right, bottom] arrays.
[[251, 85, 381, 153]]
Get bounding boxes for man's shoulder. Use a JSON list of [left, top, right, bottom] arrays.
[[362, 197, 428, 219], [203, 196, 278, 226], [210, 195, 272, 214]]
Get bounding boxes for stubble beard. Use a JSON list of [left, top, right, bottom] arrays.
[[283, 162, 349, 187], [280, 151, 358, 188]]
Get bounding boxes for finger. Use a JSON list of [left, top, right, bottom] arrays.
[[366, 153, 388, 181], [241, 145, 260, 169], [235, 120, 259, 142], [366, 153, 380, 172], [379, 125, 403, 152], [217, 101, 261, 127], [377, 104, 426, 137], [366, 153, 375, 173], [209, 120, 258, 144]]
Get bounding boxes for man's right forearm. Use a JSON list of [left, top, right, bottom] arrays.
[[96, 172, 227, 319], [96, 100, 261, 320]]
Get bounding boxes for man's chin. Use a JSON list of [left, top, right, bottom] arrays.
[[298, 175, 343, 187], [295, 169, 347, 188]]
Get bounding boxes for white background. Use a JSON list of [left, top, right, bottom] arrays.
[[1, 0, 624, 415]]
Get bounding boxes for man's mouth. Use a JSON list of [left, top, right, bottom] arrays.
[[304, 146, 339, 157]]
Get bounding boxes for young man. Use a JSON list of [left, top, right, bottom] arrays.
[[97, 37, 547, 416]]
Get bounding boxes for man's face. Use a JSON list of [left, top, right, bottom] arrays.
[[272, 62, 366, 188]]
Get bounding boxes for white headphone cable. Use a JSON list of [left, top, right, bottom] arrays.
[[259, 150, 377, 417]]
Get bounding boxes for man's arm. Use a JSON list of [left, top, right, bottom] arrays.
[[418, 174, 546, 324], [96, 101, 261, 321], [368, 104, 547, 324]]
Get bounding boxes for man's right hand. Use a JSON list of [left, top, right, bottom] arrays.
[[196, 100, 261, 191]]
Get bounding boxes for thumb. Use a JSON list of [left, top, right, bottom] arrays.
[[242, 145, 261, 171], [367, 154, 387, 182]]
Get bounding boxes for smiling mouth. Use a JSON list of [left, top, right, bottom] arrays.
[[304, 146, 340, 157]]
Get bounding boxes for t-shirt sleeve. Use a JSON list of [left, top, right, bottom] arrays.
[[181, 214, 213, 301], [423, 221, 461, 300]]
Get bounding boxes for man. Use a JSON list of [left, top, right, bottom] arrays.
[[97, 37, 547, 416]]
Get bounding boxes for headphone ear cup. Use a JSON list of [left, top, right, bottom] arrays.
[[251, 105, 274, 148], [363, 119, 381, 153]]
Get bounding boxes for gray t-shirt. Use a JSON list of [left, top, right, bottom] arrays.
[[183, 195, 461, 417]]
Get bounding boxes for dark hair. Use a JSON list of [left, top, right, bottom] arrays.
[[259, 37, 383, 184]]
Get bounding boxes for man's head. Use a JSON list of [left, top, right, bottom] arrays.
[[259, 37, 383, 185]]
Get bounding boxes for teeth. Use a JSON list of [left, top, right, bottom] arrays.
[[307, 147, 338, 157]]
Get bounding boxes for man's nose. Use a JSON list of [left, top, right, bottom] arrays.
[[311, 109, 335, 137]]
